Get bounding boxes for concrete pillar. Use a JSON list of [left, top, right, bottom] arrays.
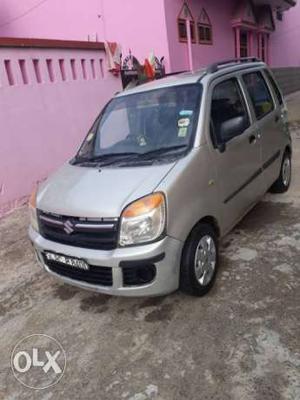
[[249, 31, 253, 57], [235, 27, 241, 58], [186, 19, 194, 71], [266, 33, 270, 64], [258, 32, 262, 60]]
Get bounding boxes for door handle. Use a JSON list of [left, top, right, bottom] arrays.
[[249, 134, 257, 144], [275, 115, 280, 123]]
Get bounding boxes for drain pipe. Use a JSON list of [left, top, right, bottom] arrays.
[[186, 18, 194, 71]]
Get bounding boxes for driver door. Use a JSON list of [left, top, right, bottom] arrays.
[[209, 77, 263, 232]]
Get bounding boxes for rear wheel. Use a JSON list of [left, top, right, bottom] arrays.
[[270, 151, 291, 193], [180, 223, 219, 296]]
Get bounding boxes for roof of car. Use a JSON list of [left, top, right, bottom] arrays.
[[116, 70, 206, 97], [116, 59, 266, 98]]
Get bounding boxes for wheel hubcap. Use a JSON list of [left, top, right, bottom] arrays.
[[194, 235, 216, 286], [282, 157, 291, 187]]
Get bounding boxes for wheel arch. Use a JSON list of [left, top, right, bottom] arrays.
[[179, 215, 220, 296], [182, 215, 221, 248], [285, 144, 292, 157]]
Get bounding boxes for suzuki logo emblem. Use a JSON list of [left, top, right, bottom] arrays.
[[64, 220, 74, 235]]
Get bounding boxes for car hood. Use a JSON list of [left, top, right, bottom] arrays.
[[37, 162, 176, 218]]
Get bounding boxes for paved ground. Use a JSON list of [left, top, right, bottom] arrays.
[[1, 93, 300, 400]]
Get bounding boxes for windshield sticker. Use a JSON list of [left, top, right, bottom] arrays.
[[86, 132, 94, 142], [137, 135, 147, 146], [178, 118, 190, 128], [179, 110, 193, 117], [178, 127, 188, 138]]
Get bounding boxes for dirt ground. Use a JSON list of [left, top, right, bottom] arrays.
[[0, 93, 299, 400]]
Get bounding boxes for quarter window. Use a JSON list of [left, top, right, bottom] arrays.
[[264, 69, 283, 105], [243, 71, 275, 119], [211, 79, 250, 145]]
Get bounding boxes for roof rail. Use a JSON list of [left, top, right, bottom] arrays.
[[164, 70, 188, 77], [207, 57, 261, 74]]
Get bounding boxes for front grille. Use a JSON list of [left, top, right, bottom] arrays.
[[37, 210, 119, 250], [43, 255, 113, 286]]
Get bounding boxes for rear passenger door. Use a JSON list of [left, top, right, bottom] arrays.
[[209, 77, 263, 232], [242, 70, 282, 191]]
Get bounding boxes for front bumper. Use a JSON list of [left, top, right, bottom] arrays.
[[29, 226, 183, 297]]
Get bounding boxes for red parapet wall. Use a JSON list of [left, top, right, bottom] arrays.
[[0, 37, 106, 51]]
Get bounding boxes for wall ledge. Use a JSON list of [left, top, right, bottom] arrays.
[[0, 37, 105, 51]]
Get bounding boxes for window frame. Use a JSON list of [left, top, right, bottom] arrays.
[[198, 8, 213, 45], [178, 18, 196, 43], [198, 23, 213, 45], [242, 70, 275, 121], [240, 31, 249, 58], [210, 77, 251, 146], [263, 69, 283, 106], [190, 21, 196, 43]]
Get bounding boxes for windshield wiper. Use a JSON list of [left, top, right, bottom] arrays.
[[72, 152, 140, 165], [72, 146, 188, 167], [136, 145, 189, 159], [89, 152, 140, 161]]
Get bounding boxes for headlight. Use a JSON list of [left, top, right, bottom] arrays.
[[119, 193, 166, 246], [29, 187, 39, 232]]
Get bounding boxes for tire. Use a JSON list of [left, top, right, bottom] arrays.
[[270, 151, 292, 194], [180, 223, 219, 297]]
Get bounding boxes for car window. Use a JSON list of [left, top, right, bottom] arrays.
[[210, 78, 250, 145], [100, 108, 130, 148], [264, 69, 283, 105], [243, 71, 275, 119], [77, 84, 202, 161]]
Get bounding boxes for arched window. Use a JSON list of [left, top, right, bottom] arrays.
[[198, 8, 213, 45], [177, 2, 196, 43]]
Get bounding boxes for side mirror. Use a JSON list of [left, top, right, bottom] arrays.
[[217, 143, 226, 153], [219, 116, 248, 144]]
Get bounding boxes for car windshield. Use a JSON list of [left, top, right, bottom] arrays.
[[76, 84, 202, 165]]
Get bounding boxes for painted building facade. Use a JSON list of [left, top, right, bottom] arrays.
[[270, 0, 300, 66], [0, 0, 298, 73]]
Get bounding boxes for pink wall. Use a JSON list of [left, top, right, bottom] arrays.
[[164, 0, 237, 72], [270, 2, 300, 67], [1, 0, 299, 71], [0, 0, 171, 70], [0, 0, 102, 41], [101, 0, 170, 70], [0, 46, 121, 216]]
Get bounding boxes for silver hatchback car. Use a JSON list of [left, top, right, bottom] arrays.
[[29, 58, 292, 297]]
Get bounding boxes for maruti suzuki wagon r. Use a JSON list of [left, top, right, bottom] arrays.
[[29, 58, 292, 297]]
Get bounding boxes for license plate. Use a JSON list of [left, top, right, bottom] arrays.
[[45, 252, 89, 271]]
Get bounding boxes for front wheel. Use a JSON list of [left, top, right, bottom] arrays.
[[270, 151, 291, 194], [180, 223, 219, 296]]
